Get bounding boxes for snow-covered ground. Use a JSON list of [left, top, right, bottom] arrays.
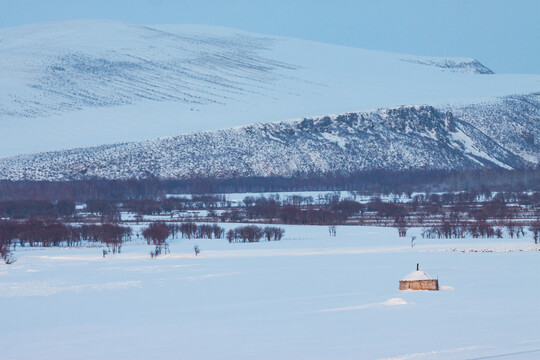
[[167, 190, 494, 205], [1, 224, 539, 359], [167, 191, 410, 207], [168, 190, 350, 204], [2, 20, 540, 157]]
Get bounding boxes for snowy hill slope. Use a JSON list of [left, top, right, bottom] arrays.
[[2, 20, 540, 157], [1, 94, 538, 181]]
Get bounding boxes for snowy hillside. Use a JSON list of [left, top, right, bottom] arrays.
[[400, 56, 494, 74], [1, 94, 538, 181], [2, 20, 540, 157]]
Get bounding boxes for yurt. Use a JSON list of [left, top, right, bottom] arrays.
[[399, 264, 439, 291]]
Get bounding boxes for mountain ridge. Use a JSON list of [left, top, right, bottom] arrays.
[[1, 93, 537, 181]]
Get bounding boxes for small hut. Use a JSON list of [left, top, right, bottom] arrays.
[[399, 264, 439, 291]]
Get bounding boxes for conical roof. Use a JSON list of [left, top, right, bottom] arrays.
[[402, 270, 432, 281]]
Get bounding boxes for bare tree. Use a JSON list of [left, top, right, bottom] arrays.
[[529, 224, 540, 244], [328, 226, 337, 237]]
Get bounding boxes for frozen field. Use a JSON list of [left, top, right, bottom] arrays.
[[167, 191, 420, 204], [1, 225, 539, 360]]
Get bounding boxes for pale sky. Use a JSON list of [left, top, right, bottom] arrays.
[[1, 0, 539, 74]]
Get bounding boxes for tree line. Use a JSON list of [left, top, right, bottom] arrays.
[[226, 225, 285, 243], [0, 200, 75, 219], [422, 222, 540, 243], [0, 168, 538, 201], [0, 220, 132, 263]]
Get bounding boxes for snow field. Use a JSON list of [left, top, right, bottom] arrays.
[[1, 225, 539, 359]]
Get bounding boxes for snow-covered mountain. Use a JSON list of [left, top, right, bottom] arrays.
[[1, 93, 537, 181], [2, 20, 540, 157]]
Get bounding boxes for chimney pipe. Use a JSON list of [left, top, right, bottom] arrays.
[[417, 263, 419, 271]]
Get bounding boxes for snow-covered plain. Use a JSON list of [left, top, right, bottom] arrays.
[[168, 190, 501, 205], [1, 224, 539, 360], [2, 20, 540, 157]]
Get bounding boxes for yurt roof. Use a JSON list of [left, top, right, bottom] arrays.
[[402, 270, 433, 281]]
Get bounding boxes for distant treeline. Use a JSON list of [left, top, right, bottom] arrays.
[[226, 225, 285, 243], [0, 196, 227, 220], [167, 222, 285, 243], [223, 191, 540, 226], [0, 220, 286, 264], [0, 190, 537, 228], [0, 220, 133, 263], [168, 222, 225, 239], [0, 220, 131, 248], [422, 223, 540, 243], [0, 200, 75, 219], [0, 168, 538, 201]]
